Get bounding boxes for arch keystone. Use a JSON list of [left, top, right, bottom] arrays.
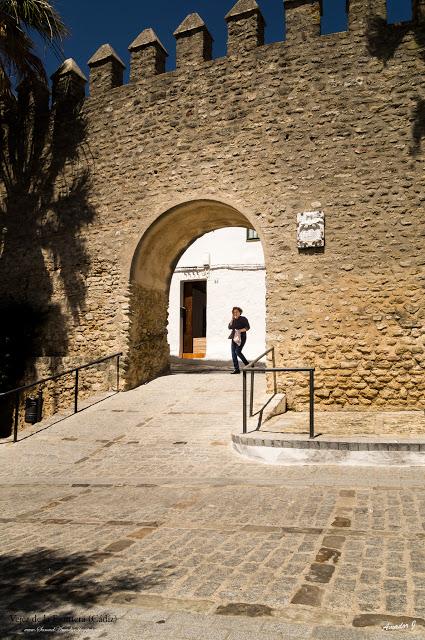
[[225, 0, 265, 55], [173, 13, 213, 69], [129, 28, 168, 81], [88, 44, 125, 96]]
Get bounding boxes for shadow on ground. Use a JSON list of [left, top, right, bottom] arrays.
[[0, 548, 169, 639]]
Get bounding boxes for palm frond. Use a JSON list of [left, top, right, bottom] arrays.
[[1, 0, 68, 41], [0, 0, 68, 94], [0, 11, 47, 93]]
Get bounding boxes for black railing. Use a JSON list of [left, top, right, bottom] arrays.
[[243, 347, 315, 438], [245, 347, 277, 421], [0, 352, 122, 443]]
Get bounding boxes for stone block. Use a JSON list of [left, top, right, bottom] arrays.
[[225, 0, 265, 56], [88, 44, 125, 96], [285, 0, 322, 42], [129, 29, 168, 81], [174, 14, 213, 69]]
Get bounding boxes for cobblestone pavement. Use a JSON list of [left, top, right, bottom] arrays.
[[1, 372, 425, 639]]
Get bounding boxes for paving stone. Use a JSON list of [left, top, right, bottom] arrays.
[[1, 374, 425, 637], [260, 620, 313, 638], [359, 570, 381, 585], [315, 547, 341, 564], [226, 632, 282, 640], [312, 626, 420, 640], [331, 517, 351, 528], [322, 535, 345, 550], [414, 590, 425, 608], [305, 563, 336, 584], [103, 539, 136, 553], [356, 587, 383, 612], [291, 584, 323, 607], [385, 594, 408, 613], [124, 609, 174, 623], [216, 603, 273, 618], [165, 624, 232, 640]]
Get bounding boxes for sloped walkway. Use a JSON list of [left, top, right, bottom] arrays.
[[0, 372, 425, 639]]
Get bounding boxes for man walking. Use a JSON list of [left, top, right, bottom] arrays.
[[228, 307, 250, 374]]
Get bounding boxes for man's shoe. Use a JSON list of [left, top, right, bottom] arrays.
[[231, 369, 240, 374]]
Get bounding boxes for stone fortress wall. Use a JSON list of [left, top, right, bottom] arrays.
[[1, 0, 425, 416]]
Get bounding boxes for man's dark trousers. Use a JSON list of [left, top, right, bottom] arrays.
[[231, 333, 249, 371]]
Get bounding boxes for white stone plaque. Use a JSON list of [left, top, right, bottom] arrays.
[[297, 211, 325, 248]]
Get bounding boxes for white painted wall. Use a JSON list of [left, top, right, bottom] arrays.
[[167, 228, 266, 361]]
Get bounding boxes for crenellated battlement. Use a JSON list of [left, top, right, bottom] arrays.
[[51, 58, 87, 103], [87, 44, 125, 97], [414, 0, 425, 21], [49, 0, 423, 104], [173, 13, 213, 70], [128, 29, 168, 81], [348, 0, 387, 31], [225, 0, 265, 55], [285, 0, 322, 42]]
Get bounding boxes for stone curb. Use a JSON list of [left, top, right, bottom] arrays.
[[231, 434, 425, 453]]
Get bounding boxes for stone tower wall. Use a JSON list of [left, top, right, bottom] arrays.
[[1, 0, 425, 413]]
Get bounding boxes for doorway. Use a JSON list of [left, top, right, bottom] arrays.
[[127, 199, 264, 388], [181, 280, 207, 358]]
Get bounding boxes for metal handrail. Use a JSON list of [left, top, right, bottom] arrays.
[[245, 347, 277, 419], [1, 352, 122, 443], [0, 352, 123, 398], [242, 351, 315, 439], [245, 346, 275, 369]]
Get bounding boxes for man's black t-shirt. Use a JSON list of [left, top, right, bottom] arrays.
[[228, 316, 250, 338]]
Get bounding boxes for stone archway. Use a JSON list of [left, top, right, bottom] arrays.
[[125, 199, 263, 389]]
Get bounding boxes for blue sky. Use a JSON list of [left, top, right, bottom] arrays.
[[41, 0, 412, 81]]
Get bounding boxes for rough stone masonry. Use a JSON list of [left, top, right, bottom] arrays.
[[1, 0, 425, 413]]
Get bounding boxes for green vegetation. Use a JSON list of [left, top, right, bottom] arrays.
[[0, 0, 67, 95]]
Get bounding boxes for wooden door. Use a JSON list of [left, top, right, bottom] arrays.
[[181, 281, 207, 358], [182, 282, 193, 354]]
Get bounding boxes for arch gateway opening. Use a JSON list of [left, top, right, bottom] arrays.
[[126, 199, 265, 389], [167, 226, 266, 362]]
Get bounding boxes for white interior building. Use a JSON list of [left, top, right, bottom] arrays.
[[167, 227, 266, 361]]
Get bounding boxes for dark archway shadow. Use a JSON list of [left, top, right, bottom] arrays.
[[0, 81, 96, 436]]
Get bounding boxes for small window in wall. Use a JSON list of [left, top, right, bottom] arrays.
[[246, 228, 259, 242]]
